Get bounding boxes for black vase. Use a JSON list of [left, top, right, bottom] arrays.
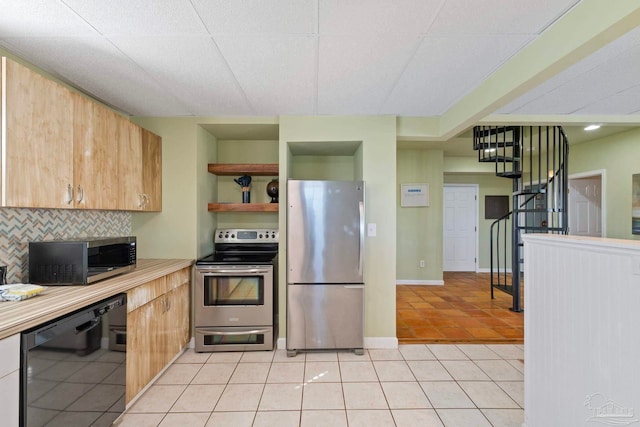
[[266, 179, 279, 203]]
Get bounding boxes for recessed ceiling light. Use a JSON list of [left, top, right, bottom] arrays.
[[584, 124, 601, 131]]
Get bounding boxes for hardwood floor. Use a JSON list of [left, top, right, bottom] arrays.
[[397, 272, 524, 344]]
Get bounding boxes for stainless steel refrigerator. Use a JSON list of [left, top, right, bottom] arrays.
[[286, 180, 365, 357]]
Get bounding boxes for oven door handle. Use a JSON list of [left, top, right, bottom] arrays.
[[200, 269, 271, 275], [198, 328, 271, 336]]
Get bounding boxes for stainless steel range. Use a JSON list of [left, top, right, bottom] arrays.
[[194, 229, 278, 352]]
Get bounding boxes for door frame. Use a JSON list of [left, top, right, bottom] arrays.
[[568, 169, 606, 237], [442, 184, 479, 273]]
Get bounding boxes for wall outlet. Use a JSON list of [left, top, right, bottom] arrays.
[[419, 260, 425, 268]]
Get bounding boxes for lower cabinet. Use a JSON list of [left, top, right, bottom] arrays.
[[126, 268, 190, 403]]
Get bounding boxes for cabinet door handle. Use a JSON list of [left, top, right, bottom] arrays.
[[76, 185, 84, 203], [66, 184, 74, 204]]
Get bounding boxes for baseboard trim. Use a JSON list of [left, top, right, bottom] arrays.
[[396, 280, 444, 286], [364, 337, 398, 349], [277, 337, 399, 350]]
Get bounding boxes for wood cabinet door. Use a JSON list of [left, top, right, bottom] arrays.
[[117, 119, 144, 210], [73, 95, 119, 209], [125, 295, 167, 403], [2, 58, 74, 208], [141, 128, 162, 211], [164, 283, 190, 360]]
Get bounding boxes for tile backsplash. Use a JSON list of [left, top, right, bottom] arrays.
[[0, 208, 131, 283]]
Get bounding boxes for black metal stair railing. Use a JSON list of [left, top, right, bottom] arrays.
[[474, 125, 569, 312]]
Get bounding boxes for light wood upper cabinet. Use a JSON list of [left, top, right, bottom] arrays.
[[1, 57, 74, 208], [141, 128, 162, 211], [117, 119, 143, 210], [73, 94, 119, 210], [117, 122, 162, 211], [1, 56, 162, 211]]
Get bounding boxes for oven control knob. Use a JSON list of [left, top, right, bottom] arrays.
[[259, 234, 263, 238], [231, 234, 235, 238]]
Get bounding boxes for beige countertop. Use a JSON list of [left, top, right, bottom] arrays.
[[0, 259, 193, 340]]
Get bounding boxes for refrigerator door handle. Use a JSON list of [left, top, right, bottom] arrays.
[[358, 200, 365, 277]]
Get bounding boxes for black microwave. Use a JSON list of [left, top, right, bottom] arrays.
[[29, 236, 136, 285]]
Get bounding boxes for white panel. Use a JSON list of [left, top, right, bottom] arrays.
[[525, 235, 640, 427], [0, 0, 97, 37], [318, 34, 421, 114], [1, 36, 192, 116], [109, 35, 252, 115], [382, 34, 533, 115], [214, 35, 317, 115], [427, 0, 579, 35], [320, 0, 445, 35], [0, 334, 20, 377], [192, 0, 316, 34], [63, 0, 208, 35], [0, 371, 19, 427]]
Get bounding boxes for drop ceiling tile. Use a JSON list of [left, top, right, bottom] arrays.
[[1, 36, 191, 116], [317, 34, 422, 114], [382, 34, 533, 116], [497, 26, 640, 114], [61, 0, 208, 36], [214, 35, 317, 115], [427, 0, 579, 35], [574, 85, 640, 115], [191, 0, 317, 35], [0, 0, 98, 37], [505, 40, 640, 115], [319, 0, 445, 35], [108, 35, 252, 115]]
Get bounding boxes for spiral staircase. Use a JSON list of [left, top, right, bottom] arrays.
[[473, 125, 569, 312]]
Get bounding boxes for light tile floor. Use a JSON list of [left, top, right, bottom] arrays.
[[118, 344, 524, 427]]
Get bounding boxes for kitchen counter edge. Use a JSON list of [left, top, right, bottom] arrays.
[[0, 258, 194, 340]]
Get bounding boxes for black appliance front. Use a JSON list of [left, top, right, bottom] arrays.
[[20, 294, 127, 427]]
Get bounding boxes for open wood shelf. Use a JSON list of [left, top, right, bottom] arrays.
[[208, 163, 278, 176], [208, 203, 279, 212]]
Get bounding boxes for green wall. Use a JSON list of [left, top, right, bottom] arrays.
[[396, 149, 444, 282], [570, 127, 640, 240], [215, 139, 279, 230], [131, 118, 203, 259]]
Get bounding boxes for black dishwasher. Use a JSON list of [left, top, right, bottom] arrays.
[[20, 294, 127, 427]]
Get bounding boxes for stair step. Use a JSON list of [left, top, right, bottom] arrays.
[[513, 189, 546, 196], [497, 171, 522, 178], [516, 226, 565, 231], [479, 155, 516, 163], [474, 126, 520, 138], [514, 208, 559, 213], [474, 141, 516, 150]]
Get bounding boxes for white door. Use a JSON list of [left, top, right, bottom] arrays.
[[569, 177, 602, 237], [443, 185, 478, 271]]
